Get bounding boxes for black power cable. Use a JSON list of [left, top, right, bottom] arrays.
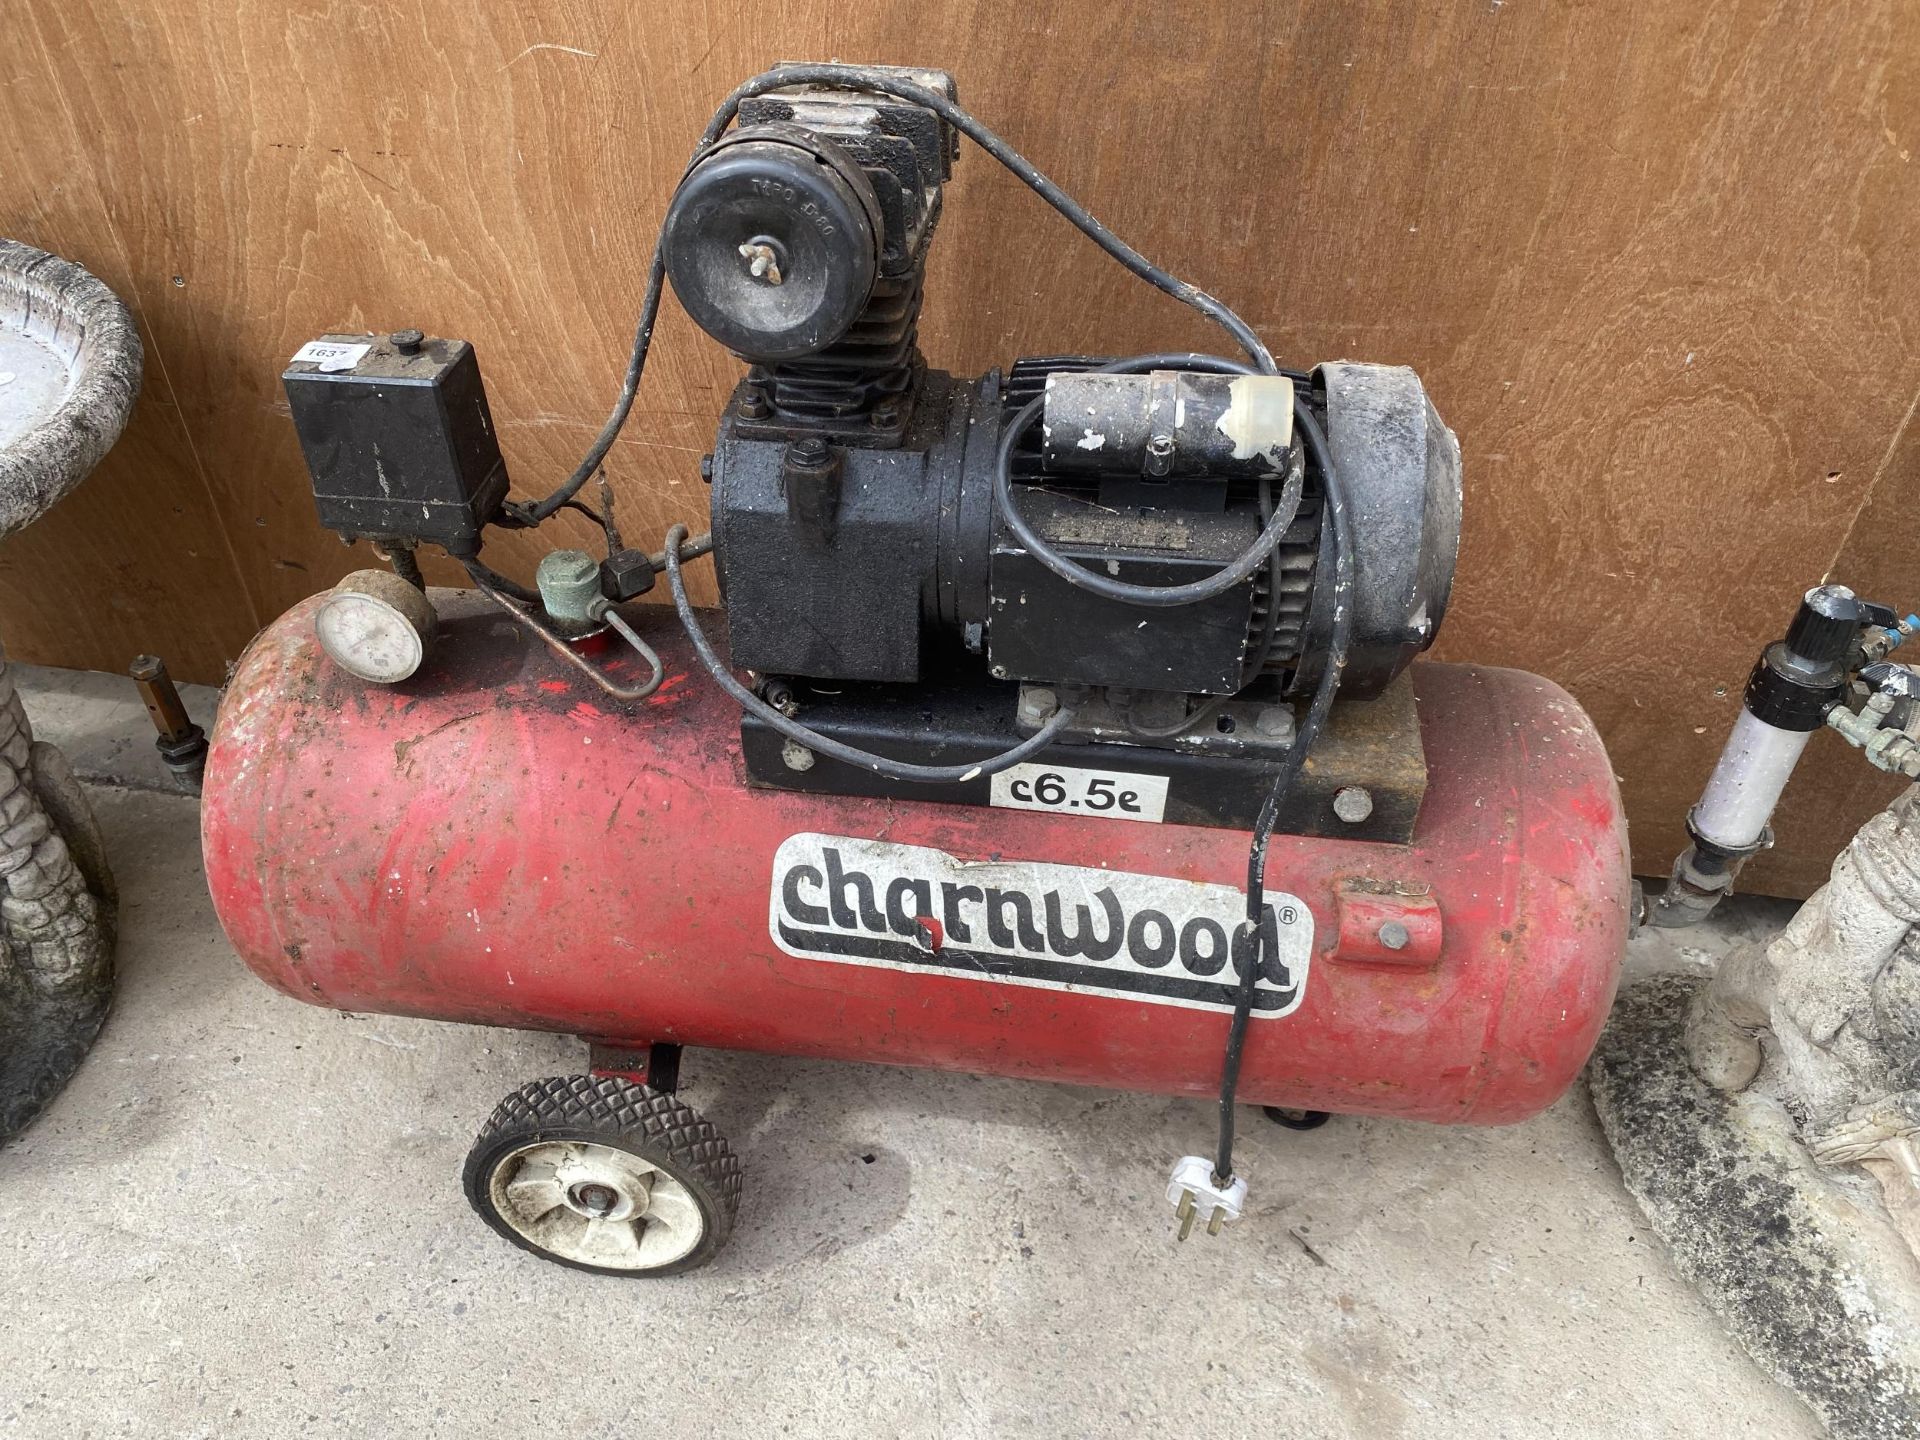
[[1124, 694, 1229, 741], [516, 62, 1358, 1200], [1215, 404, 1352, 1186]]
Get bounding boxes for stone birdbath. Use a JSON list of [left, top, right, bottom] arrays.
[[0, 238, 141, 1143]]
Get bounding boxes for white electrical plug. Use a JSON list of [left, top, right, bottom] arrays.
[[1167, 1155, 1247, 1240]]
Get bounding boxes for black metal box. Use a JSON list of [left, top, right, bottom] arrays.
[[283, 333, 508, 554], [987, 489, 1260, 694]]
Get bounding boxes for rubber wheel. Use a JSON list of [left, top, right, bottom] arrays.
[[463, 1074, 741, 1277], [1263, 1106, 1332, 1131]]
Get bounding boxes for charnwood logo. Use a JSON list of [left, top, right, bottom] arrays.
[[768, 834, 1311, 1016]]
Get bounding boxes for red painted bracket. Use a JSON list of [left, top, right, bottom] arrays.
[[1332, 879, 1444, 967]]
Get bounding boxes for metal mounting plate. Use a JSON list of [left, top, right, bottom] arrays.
[[740, 662, 1428, 839]]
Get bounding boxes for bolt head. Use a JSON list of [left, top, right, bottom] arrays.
[[1332, 786, 1374, 823], [1017, 687, 1060, 726], [736, 237, 786, 286], [1377, 920, 1410, 951], [1143, 433, 1176, 476], [569, 1182, 619, 1217], [781, 739, 816, 773], [600, 549, 656, 602]]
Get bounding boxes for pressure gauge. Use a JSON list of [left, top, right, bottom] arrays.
[[314, 569, 437, 684]]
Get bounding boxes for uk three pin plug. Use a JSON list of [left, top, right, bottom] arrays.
[[1167, 1155, 1247, 1240]]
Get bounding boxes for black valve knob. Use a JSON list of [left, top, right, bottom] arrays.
[[1783, 584, 1863, 668]]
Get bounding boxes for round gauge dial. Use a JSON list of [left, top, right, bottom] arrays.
[[314, 570, 437, 684]]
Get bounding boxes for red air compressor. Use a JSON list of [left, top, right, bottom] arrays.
[[204, 64, 1630, 1276]]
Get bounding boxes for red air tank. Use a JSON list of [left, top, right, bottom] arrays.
[[203, 591, 1629, 1125]]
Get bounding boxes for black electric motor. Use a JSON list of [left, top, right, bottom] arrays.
[[667, 71, 1459, 725]]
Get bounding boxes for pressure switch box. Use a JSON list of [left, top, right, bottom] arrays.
[[283, 332, 508, 555]]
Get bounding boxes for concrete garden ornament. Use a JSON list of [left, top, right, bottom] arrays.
[[1596, 586, 1920, 1440], [0, 239, 140, 1143], [1690, 789, 1920, 1254]]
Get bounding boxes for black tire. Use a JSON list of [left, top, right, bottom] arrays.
[[463, 1074, 741, 1277], [1263, 1105, 1332, 1131]]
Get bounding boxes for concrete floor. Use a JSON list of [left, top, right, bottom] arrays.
[[0, 674, 1821, 1439]]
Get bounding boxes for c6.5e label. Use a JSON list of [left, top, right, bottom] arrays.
[[989, 762, 1169, 823]]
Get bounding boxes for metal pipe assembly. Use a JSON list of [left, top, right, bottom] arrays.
[[1650, 584, 1920, 928], [129, 653, 208, 785]]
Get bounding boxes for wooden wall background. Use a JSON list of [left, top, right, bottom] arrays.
[[2, 0, 1917, 896]]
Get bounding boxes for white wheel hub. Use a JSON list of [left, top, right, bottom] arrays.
[[488, 1140, 705, 1270]]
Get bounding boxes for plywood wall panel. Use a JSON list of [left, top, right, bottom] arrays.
[[2, 0, 1917, 895], [0, 10, 261, 680]]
